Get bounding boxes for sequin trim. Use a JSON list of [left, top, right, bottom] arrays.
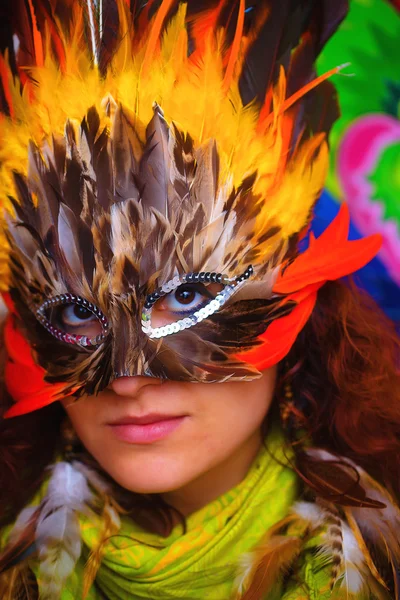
[[36, 294, 109, 347]]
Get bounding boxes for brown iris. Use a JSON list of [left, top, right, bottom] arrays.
[[175, 286, 197, 305]]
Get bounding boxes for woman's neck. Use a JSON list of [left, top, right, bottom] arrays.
[[161, 431, 263, 517]]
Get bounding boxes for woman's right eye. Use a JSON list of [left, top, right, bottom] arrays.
[[45, 303, 103, 339], [36, 294, 108, 347], [61, 304, 97, 325]]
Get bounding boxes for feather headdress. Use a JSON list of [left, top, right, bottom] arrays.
[[0, 0, 381, 416]]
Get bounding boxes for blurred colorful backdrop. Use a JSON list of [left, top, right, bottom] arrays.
[[316, 0, 400, 323]]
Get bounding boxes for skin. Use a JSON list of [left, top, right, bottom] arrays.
[[62, 368, 277, 516]]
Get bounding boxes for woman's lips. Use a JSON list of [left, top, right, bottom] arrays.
[[107, 414, 187, 444]]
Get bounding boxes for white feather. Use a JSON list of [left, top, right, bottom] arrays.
[[234, 551, 257, 595], [337, 523, 366, 595], [72, 461, 110, 496], [86, 0, 99, 66], [291, 501, 326, 528], [35, 462, 94, 599]]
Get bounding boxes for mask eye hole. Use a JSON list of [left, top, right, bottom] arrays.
[[36, 294, 109, 348], [152, 282, 223, 325], [141, 266, 254, 339]]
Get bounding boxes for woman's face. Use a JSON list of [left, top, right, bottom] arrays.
[[62, 369, 277, 512]]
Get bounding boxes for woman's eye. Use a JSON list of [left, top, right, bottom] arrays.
[[37, 294, 108, 347], [162, 285, 210, 312], [150, 283, 223, 328], [159, 284, 214, 314], [61, 304, 98, 326], [49, 303, 103, 338]]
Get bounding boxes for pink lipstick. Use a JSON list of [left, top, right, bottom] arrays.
[[108, 413, 187, 444]]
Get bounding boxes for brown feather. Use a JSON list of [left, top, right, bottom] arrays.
[[236, 535, 301, 600], [0, 564, 38, 600], [297, 450, 386, 508], [139, 104, 172, 217], [110, 105, 142, 201]]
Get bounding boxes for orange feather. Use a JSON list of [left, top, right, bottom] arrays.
[[27, 0, 44, 67], [259, 66, 342, 132], [2, 313, 77, 419], [223, 0, 245, 93], [237, 205, 382, 371], [0, 53, 14, 118], [188, 0, 227, 60], [141, 0, 177, 76]]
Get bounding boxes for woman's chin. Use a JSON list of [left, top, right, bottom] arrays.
[[94, 450, 192, 495]]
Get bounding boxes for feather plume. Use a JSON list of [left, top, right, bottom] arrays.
[[295, 448, 386, 508], [306, 449, 400, 580], [234, 535, 301, 600], [315, 501, 344, 588], [0, 563, 38, 600], [347, 472, 400, 599], [331, 524, 391, 600], [85, 0, 100, 66], [344, 508, 389, 592], [334, 523, 372, 598], [0, 461, 99, 597], [291, 501, 391, 600], [0, 507, 39, 574], [294, 448, 400, 596], [34, 462, 94, 599], [222, 0, 245, 93]]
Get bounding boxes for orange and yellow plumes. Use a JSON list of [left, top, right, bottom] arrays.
[[0, 0, 339, 289]]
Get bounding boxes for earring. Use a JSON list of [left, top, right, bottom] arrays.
[[279, 366, 306, 439], [280, 377, 295, 428], [61, 417, 80, 460]]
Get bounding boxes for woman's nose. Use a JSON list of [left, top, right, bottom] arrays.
[[110, 375, 164, 397]]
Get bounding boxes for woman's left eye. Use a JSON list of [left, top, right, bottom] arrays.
[[158, 284, 213, 314]]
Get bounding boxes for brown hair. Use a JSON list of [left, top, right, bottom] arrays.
[[0, 278, 399, 534]]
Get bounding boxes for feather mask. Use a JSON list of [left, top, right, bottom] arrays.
[[0, 0, 381, 416]]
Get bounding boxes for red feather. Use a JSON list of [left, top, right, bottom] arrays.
[[2, 305, 77, 419], [237, 205, 382, 370], [274, 204, 382, 295]]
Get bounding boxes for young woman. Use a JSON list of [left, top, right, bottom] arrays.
[[0, 1, 399, 599]]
